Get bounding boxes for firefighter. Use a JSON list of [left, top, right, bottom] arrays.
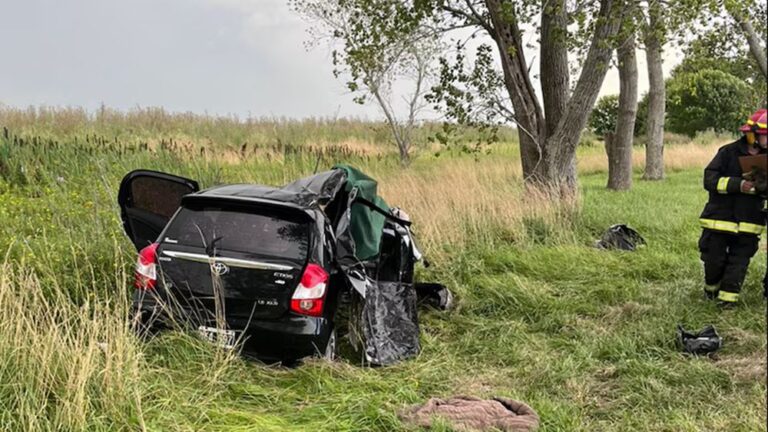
[[749, 114, 768, 299], [699, 109, 768, 305]]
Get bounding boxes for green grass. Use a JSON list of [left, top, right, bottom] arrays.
[[0, 127, 765, 431]]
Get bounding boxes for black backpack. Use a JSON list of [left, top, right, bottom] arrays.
[[677, 324, 722, 355], [596, 224, 646, 251]]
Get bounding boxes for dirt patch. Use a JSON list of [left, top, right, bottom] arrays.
[[717, 351, 767, 383], [454, 374, 504, 397], [604, 302, 651, 323], [725, 328, 763, 348], [590, 366, 621, 411]]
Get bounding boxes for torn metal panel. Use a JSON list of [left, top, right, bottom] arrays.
[[362, 280, 420, 366], [361, 220, 421, 366]]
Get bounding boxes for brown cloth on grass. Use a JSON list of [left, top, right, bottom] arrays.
[[399, 396, 539, 432]]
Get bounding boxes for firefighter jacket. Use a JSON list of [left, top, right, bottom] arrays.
[[700, 136, 767, 235]]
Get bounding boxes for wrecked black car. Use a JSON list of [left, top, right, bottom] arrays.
[[118, 165, 431, 365]]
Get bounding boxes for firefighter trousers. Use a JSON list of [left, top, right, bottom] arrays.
[[699, 230, 760, 302]]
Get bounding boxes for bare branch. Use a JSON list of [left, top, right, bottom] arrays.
[[729, 9, 768, 78], [440, 4, 493, 34]]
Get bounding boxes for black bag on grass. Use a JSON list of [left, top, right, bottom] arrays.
[[415, 283, 454, 311], [595, 224, 646, 251], [677, 324, 722, 355]]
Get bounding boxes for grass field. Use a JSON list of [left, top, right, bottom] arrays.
[[0, 111, 765, 431]]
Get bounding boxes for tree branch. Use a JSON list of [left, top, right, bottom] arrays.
[[730, 10, 768, 79], [440, 4, 494, 34], [551, 0, 623, 165], [463, 0, 493, 32]]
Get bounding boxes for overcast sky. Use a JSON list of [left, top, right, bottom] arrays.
[[0, 0, 681, 120]]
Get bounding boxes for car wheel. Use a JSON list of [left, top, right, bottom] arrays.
[[322, 327, 337, 361]]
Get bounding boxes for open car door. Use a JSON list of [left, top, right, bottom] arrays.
[[118, 170, 199, 251]]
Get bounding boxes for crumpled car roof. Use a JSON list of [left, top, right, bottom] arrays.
[[197, 168, 347, 209]]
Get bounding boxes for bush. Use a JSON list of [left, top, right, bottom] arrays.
[[666, 69, 753, 137], [589, 95, 619, 137], [590, 94, 647, 138], [634, 92, 648, 137]]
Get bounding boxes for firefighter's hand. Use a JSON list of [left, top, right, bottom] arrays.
[[741, 180, 756, 193]]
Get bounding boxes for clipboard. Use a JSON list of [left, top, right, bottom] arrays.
[[739, 154, 767, 174]]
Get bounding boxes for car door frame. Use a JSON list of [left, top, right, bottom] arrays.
[[118, 169, 200, 251]]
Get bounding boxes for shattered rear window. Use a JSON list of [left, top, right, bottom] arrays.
[[164, 203, 310, 260]]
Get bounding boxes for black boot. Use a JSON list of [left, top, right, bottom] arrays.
[[704, 284, 719, 300], [716, 290, 739, 308]]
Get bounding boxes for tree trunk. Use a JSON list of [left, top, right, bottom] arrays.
[[731, 11, 768, 79], [485, 0, 546, 181], [397, 138, 411, 166], [370, 83, 412, 167], [608, 31, 638, 191], [540, 0, 570, 136], [643, 8, 665, 181], [542, 0, 623, 196], [537, 0, 574, 193], [487, 0, 621, 197], [605, 130, 615, 163]]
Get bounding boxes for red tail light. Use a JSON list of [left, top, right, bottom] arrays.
[[134, 243, 159, 290], [290, 263, 329, 317]]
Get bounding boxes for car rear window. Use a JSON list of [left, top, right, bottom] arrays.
[[130, 176, 194, 219], [163, 203, 310, 260]]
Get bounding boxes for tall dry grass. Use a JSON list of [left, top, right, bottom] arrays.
[[378, 159, 576, 255], [378, 135, 729, 256], [0, 260, 143, 430], [0, 255, 242, 431], [0, 105, 519, 152], [578, 140, 726, 175]]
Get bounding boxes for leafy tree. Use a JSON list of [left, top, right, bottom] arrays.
[[675, 24, 767, 108], [682, 1, 766, 105], [722, 0, 767, 79], [591, 92, 647, 138], [666, 69, 753, 137], [636, 0, 711, 180], [295, 0, 629, 198], [590, 95, 620, 136], [291, 0, 441, 166]]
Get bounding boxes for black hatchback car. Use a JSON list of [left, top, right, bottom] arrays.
[[118, 167, 422, 364]]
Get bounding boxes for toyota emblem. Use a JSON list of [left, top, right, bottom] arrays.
[[211, 261, 230, 276]]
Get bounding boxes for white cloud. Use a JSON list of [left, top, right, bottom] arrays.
[[203, 0, 301, 28], [201, 0, 307, 51], [194, 0, 378, 118], [0, 0, 687, 120]]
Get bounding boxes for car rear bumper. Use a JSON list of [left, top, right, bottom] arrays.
[[131, 290, 333, 361]]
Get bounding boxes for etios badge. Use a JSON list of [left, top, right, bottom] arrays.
[[211, 261, 230, 276]]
